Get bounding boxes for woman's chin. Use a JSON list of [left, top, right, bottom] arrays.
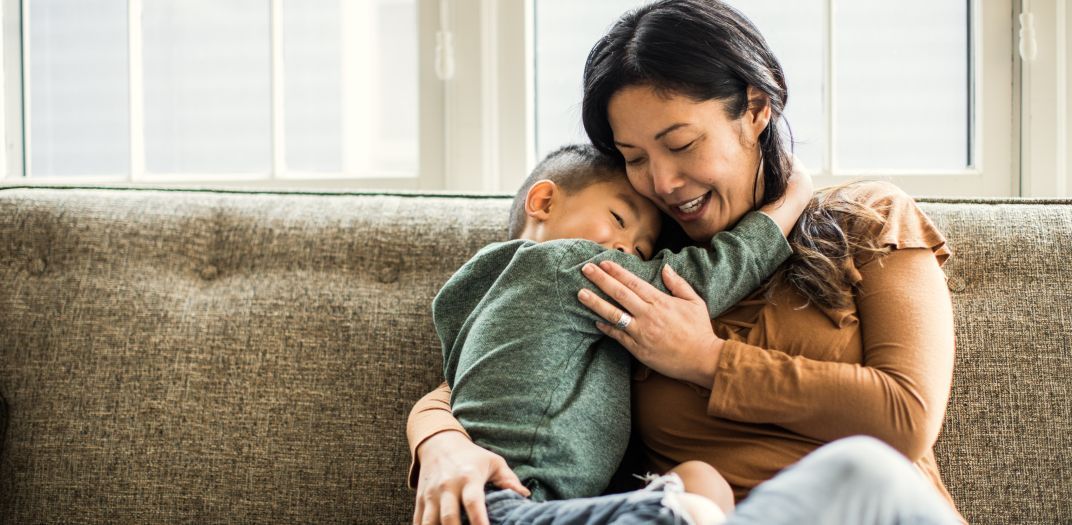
[[682, 222, 719, 243]]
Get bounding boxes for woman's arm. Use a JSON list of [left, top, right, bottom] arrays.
[[406, 382, 530, 525], [579, 247, 954, 461], [580, 182, 955, 460], [705, 247, 955, 460]]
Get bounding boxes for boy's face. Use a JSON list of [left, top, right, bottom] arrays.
[[545, 177, 662, 260]]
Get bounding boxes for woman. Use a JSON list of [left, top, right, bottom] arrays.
[[408, 1, 963, 523]]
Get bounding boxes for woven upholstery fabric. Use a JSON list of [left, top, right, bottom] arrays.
[[919, 200, 1072, 525], [0, 187, 1069, 524]]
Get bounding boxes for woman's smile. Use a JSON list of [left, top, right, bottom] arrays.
[[669, 191, 712, 222]]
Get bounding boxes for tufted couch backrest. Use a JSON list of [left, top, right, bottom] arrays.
[[0, 186, 1069, 524]]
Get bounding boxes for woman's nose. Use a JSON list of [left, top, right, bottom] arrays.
[[650, 157, 685, 196]]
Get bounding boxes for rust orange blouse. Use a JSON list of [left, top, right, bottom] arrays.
[[407, 182, 963, 521]]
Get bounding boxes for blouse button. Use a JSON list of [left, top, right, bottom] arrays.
[[28, 257, 46, 276], [200, 264, 219, 281], [947, 276, 967, 293], [378, 265, 400, 284]]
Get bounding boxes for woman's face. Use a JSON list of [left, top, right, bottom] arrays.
[[607, 84, 770, 242]]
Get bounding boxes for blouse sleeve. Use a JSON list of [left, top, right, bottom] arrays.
[[706, 183, 956, 461], [406, 381, 468, 489]]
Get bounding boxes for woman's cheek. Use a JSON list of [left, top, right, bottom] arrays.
[[627, 168, 656, 201]]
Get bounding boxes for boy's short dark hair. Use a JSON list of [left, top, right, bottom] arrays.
[[507, 143, 624, 239]]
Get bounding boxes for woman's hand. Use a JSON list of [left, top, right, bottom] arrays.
[[578, 261, 725, 387], [413, 430, 530, 525]]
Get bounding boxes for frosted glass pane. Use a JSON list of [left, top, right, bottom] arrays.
[[28, 0, 129, 177], [534, 0, 824, 171], [729, 0, 824, 172], [836, 0, 969, 170], [371, 1, 417, 173], [283, 0, 341, 173], [143, 0, 271, 174], [534, 1, 644, 160]]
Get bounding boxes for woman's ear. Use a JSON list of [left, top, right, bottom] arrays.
[[745, 85, 772, 142], [525, 180, 558, 223]]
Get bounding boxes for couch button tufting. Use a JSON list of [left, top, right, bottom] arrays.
[[28, 257, 46, 276], [200, 264, 219, 280], [378, 265, 399, 284], [947, 276, 966, 293]]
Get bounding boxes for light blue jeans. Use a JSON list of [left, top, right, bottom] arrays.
[[480, 436, 962, 525]]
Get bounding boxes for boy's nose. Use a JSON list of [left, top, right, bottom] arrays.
[[613, 242, 635, 257]]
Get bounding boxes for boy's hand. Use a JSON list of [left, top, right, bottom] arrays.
[[758, 155, 813, 237], [414, 431, 530, 525]]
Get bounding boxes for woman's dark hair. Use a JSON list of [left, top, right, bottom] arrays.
[[582, 0, 792, 211], [582, 0, 888, 310]]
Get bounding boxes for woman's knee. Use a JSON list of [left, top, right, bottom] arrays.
[[810, 436, 916, 486]]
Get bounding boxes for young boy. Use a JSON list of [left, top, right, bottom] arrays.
[[433, 144, 809, 524]]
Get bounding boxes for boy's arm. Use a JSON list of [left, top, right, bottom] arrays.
[[662, 212, 791, 317], [759, 155, 813, 237], [557, 162, 811, 322], [557, 214, 788, 326]]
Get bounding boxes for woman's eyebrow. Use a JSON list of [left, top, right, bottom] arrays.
[[614, 123, 691, 148], [653, 123, 689, 140]]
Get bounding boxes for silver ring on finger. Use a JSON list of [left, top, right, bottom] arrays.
[[615, 311, 633, 330]]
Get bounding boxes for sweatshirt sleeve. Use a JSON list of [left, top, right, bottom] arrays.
[[558, 211, 792, 323], [406, 381, 466, 489], [664, 211, 791, 318], [705, 185, 954, 461]]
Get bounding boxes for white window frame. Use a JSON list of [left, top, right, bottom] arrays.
[[0, 0, 446, 190], [504, 0, 1019, 198], [1019, 0, 1072, 198], [813, 0, 1016, 197], [4, 0, 1066, 198]]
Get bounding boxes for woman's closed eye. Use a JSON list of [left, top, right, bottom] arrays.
[[668, 140, 695, 153]]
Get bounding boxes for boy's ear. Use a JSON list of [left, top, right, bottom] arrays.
[[525, 180, 557, 222]]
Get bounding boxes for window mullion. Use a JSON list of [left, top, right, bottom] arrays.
[[0, 0, 20, 180], [19, 0, 29, 177], [269, 0, 285, 180], [128, 0, 145, 182], [824, 0, 836, 176]]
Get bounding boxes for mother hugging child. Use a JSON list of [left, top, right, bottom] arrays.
[[409, 1, 965, 524]]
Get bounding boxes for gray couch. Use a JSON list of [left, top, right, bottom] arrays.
[[0, 186, 1069, 524]]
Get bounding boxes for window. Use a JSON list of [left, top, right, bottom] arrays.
[[3, 0, 432, 188], [3, 0, 1063, 197], [533, 0, 1016, 197]]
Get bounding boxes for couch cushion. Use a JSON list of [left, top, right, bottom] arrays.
[[0, 187, 509, 523], [918, 198, 1072, 525], [0, 186, 1069, 524]]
